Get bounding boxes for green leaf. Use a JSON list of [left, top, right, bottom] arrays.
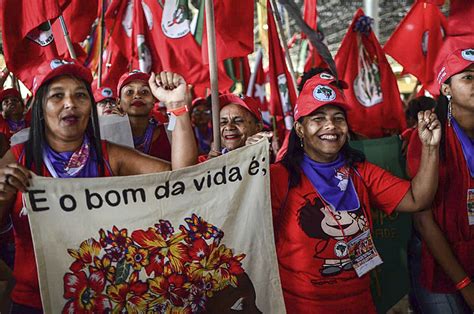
[[115, 259, 130, 284]]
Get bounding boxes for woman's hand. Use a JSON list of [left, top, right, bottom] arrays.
[[148, 72, 190, 110], [461, 283, 474, 310], [417, 110, 441, 148], [0, 163, 31, 202]]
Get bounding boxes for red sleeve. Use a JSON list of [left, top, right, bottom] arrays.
[[406, 130, 422, 178], [358, 161, 410, 215], [270, 163, 289, 223]]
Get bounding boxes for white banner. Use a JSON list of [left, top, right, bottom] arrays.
[[25, 140, 285, 313]]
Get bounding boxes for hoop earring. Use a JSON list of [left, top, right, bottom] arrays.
[[447, 94, 452, 127]]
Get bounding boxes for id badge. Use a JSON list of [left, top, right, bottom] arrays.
[[347, 230, 383, 277], [468, 189, 474, 225]]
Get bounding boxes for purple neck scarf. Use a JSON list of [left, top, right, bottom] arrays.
[[134, 119, 157, 154], [7, 118, 26, 133], [300, 154, 360, 211], [452, 118, 474, 178], [194, 126, 212, 153], [43, 136, 98, 178]]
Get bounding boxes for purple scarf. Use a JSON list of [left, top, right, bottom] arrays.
[[134, 119, 157, 154], [452, 118, 474, 178], [194, 126, 212, 153], [7, 118, 26, 133], [43, 136, 99, 178], [300, 154, 360, 211]]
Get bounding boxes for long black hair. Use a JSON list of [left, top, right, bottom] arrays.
[[434, 77, 451, 162], [25, 76, 105, 176], [281, 117, 365, 189]]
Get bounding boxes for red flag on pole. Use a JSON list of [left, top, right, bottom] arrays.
[[51, 0, 98, 60], [447, 0, 474, 37], [384, 1, 447, 88], [143, 0, 232, 96], [201, 0, 254, 63], [267, 0, 297, 141], [0, 0, 70, 89], [92, 37, 129, 92], [335, 9, 406, 138]]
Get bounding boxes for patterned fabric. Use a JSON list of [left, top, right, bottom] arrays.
[[133, 119, 157, 154]]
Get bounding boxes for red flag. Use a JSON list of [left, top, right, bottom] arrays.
[[447, 0, 474, 37], [144, 0, 232, 96], [301, 0, 326, 73], [104, 0, 134, 67], [201, 0, 254, 63], [335, 9, 406, 138], [384, 1, 446, 88], [92, 37, 129, 92], [303, 0, 317, 36], [1, 0, 70, 89], [267, 0, 297, 142], [51, 0, 98, 59]]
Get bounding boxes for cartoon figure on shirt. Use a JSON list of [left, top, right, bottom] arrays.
[[298, 197, 367, 276], [335, 167, 350, 191]]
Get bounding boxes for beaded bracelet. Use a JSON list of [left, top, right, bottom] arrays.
[[455, 277, 472, 290]]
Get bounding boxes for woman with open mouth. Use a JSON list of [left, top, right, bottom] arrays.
[[0, 59, 197, 314]]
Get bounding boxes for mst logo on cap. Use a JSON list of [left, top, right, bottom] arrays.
[[50, 59, 74, 69], [461, 49, 474, 62], [101, 88, 113, 98], [319, 73, 335, 80], [313, 85, 336, 102]]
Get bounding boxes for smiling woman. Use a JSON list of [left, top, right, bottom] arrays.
[[270, 71, 441, 313], [0, 59, 197, 313]]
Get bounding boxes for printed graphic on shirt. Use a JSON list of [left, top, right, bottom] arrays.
[[298, 197, 367, 278]]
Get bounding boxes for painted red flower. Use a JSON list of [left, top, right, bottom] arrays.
[[62, 270, 110, 314], [89, 255, 115, 284], [67, 238, 101, 272], [106, 280, 150, 313], [148, 273, 191, 307]]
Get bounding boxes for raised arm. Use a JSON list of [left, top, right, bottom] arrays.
[[149, 72, 198, 170], [396, 110, 440, 212]]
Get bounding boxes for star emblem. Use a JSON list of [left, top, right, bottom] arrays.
[[254, 83, 266, 104]]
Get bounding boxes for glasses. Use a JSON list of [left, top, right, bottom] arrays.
[[97, 100, 117, 108], [192, 109, 211, 116]]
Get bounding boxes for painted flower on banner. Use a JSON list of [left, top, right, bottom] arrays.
[[62, 215, 252, 313]]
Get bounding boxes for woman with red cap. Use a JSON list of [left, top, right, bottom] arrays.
[[0, 59, 197, 313], [0, 88, 29, 142], [407, 40, 474, 313], [117, 70, 172, 161], [270, 71, 441, 312]]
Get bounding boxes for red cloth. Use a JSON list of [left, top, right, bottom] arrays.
[[51, 0, 97, 61], [0, 0, 70, 89], [447, 0, 474, 37], [335, 9, 407, 139], [267, 0, 297, 143], [201, 0, 254, 63], [92, 37, 129, 92], [148, 124, 172, 162], [0, 116, 30, 141], [9, 141, 113, 309], [407, 123, 474, 293], [384, 1, 447, 88], [270, 161, 409, 312]]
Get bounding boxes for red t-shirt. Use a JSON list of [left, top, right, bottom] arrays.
[[0, 114, 30, 141], [270, 161, 410, 313], [9, 141, 113, 309], [407, 124, 474, 293], [148, 124, 172, 162]]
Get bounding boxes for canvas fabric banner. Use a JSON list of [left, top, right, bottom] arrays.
[[25, 140, 285, 313]]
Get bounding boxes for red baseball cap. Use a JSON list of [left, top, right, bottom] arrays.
[[219, 94, 262, 121], [0, 88, 22, 104], [435, 38, 474, 89], [294, 74, 350, 121], [117, 70, 151, 95], [32, 59, 93, 95], [93, 86, 117, 103]]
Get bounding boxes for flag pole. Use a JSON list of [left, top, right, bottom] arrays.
[[269, 0, 299, 96], [205, 0, 221, 151], [97, 0, 106, 87], [58, 15, 77, 59], [246, 47, 263, 97]]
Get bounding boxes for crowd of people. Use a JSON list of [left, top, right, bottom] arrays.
[[0, 31, 472, 314]]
